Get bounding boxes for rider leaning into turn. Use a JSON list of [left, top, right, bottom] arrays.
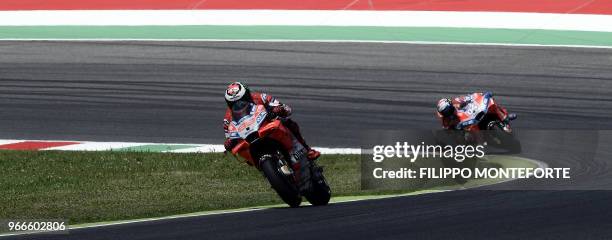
[[436, 92, 517, 132], [223, 82, 321, 161]]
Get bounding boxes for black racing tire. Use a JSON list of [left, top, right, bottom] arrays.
[[260, 154, 302, 208], [490, 125, 522, 154], [304, 166, 331, 206]]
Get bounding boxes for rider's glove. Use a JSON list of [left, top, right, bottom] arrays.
[[224, 139, 236, 152], [271, 105, 290, 118]]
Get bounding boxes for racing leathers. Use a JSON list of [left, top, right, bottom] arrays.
[[437, 92, 514, 131], [223, 92, 320, 160]]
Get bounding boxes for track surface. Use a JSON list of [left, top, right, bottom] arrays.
[[2, 41, 612, 146], [1, 42, 612, 239]]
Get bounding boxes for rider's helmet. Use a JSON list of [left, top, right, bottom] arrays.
[[225, 82, 254, 118], [437, 98, 455, 117], [225, 82, 253, 107]]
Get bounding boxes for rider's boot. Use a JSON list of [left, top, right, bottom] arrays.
[[500, 113, 517, 133], [507, 113, 517, 121], [501, 122, 513, 133], [307, 149, 321, 161]]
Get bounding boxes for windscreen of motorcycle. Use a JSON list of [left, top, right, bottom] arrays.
[[228, 104, 268, 140], [457, 94, 490, 128], [231, 100, 252, 121]]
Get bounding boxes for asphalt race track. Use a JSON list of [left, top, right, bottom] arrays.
[[1, 41, 612, 239], [2, 41, 612, 145]]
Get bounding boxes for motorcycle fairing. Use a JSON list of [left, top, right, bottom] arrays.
[[456, 93, 493, 130], [228, 104, 268, 140], [228, 105, 313, 192]]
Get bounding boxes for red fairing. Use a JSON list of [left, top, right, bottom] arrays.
[[455, 93, 509, 131], [261, 120, 294, 150], [231, 119, 294, 166], [5, 0, 610, 14], [232, 140, 253, 165], [487, 98, 509, 121], [455, 93, 483, 131]]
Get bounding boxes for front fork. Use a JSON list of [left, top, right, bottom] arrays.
[[487, 100, 513, 134], [310, 162, 325, 185], [273, 152, 303, 188]]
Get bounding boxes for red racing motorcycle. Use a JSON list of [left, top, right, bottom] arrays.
[[227, 102, 331, 207], [434, 92, 521, 184], [454, 92, 521, 153]]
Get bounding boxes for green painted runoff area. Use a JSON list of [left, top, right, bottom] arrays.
[[1, 26, 611, 47]]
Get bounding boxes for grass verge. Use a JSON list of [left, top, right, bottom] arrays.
[[0, 150, 533, 228]]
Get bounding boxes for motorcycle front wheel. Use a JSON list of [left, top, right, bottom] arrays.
[[487, 122, 522, 154], [260, 154, 302, 208]]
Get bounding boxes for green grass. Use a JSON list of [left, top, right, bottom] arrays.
[[0, 150, 394, 225], [0, 151, 533, 226]]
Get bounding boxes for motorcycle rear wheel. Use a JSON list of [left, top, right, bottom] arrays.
[[260, 154, 302, 208], [304, 165, 331, 206]]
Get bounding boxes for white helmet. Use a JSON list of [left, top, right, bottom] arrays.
[[437, 98, 454, 117], [225, 82, 248, 103]]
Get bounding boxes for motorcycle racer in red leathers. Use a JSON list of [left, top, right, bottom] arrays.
[[436, 92, 517, 132], [223, 82, 321, 161]]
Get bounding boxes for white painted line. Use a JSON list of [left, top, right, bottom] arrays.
[[0, 39, 610, 49], [0, 139, 361, 154], [0, 10, 611, 32], [316, 147, 361, 154], [0, 140, 22, 145], [47, 142, 148, 151], [68, 207, 269, 230], [171, 144, 226, 153]]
